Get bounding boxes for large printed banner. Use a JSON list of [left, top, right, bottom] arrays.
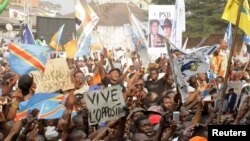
[[148, 5, 175, 58], [85, 85, 126, 125]]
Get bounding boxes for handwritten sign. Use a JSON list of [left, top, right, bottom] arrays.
[[36, 58, 74, 93], [30, 71, 42, 86], [85, 85, 126, 125], [227, 81, 243, 94]]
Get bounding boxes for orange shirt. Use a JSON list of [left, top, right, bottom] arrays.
[[93, 72, 101, 85], [210, 52, 227, 77]]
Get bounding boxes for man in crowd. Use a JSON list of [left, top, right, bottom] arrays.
[[210, 44, 227, 77]]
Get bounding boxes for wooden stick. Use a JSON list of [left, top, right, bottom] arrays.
[[216, 0, 244, 124]]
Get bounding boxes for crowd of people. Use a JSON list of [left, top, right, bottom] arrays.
[[0, 39, 250, 141]]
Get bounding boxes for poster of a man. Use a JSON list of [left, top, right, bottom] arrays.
[[148, 19, 164, 48], [161, 18, 172, 40], [148, 5, 175, 59]]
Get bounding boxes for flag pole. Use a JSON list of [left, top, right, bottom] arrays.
[[96, 29, 105, 50], [165, 39, 179, 92], [165, 39, 183, 104], [216, 0, 244, 124]]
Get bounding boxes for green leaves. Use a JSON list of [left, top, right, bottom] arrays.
[[0, 0, 9, 14]]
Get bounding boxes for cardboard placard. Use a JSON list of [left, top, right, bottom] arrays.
[[85, 85, 126, 125], [36, 58, 74, 93], [30, 71, 42, 86]]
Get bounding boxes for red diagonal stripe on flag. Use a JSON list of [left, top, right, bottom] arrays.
[[9, 43, 45, 72]]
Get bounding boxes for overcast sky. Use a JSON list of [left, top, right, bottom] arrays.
[[41, 0, 75, 14]]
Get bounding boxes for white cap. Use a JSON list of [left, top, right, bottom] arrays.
[[45, 126, 59, 140]]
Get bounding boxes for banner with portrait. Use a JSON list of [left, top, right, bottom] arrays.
[[148, 5, 175, 59]]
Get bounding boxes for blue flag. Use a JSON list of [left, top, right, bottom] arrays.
[[131, 29, 146, 50], [38, 101, 65, 119], [8, 43, 50, 75], [57, 24, 65, 44], [224, 23, 232, 49], [22, 24, 35, 44], [207, 71, 215, 82], [18, 93, 64, 112], [244, 35, 250, 46], [75, 35, 91, 57], [17, 94, 64, 120]]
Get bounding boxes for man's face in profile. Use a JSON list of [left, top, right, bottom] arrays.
[[163, 25, 172, 39], [151, 22, 159, 35]]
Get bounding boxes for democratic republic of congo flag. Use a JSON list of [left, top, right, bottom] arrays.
[[8, 43, 50, 75], [16, 93, 64, 120], [38, 102, 66, 119]]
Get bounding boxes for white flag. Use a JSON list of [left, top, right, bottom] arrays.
[[75, 0, 99, 57], [173, 59, 188, 102], [176, 0, 186, 32], [174, 0, 186, 49], [176, 45, 219, 77], [189, 45, 219, 58]]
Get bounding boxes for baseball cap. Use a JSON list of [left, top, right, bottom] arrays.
[[148, 114, 161, 125], [45, 126, 59, 140], [128, 107, 145, 119], [146, 105, 163, 115]]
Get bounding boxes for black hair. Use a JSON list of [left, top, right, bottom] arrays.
[[69, 127, 87, 141], [161, 95, 171, 104], [2, 73, 13, 84], [115, 138, 129, 141], [72, 114, 83, 125], [134, 115, 148, 129], [18, 74, 33, 96], [109, 68, 121, 74], [73, 70, 84, 77], [149, 68, 158, 74], [11, 133, 19, 141], [192, 125, 208, 138]]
